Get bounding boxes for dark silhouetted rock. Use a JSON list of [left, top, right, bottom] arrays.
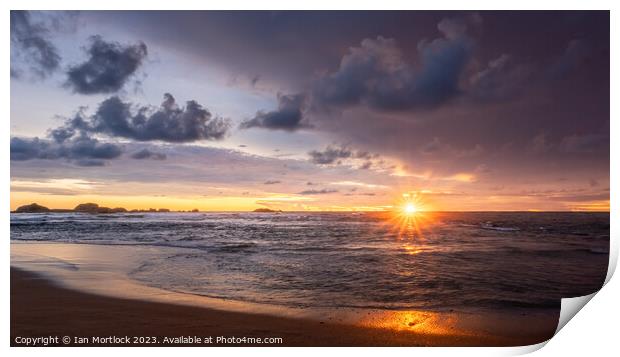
[[253, 208, 282, 213], [15, 203, 50, 213], [74, 202, 123, 214], [14, 202, 171, 214], [74, 203, 100, 212]]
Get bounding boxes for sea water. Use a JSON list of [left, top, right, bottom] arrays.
[[10, 211, 609, 313]]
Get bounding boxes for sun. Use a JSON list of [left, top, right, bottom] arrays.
[[404, 202, 417, 215], [381, 191, 433, 241]]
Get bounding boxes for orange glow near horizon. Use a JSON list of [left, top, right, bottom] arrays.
[[10, 192, 270, 212], [377, 191, 436, 241], [9, 191, 393, 212], [10, 186, 610, 212]]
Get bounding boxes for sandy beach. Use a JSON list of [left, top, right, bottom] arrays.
[[10, 265, 557, 347]]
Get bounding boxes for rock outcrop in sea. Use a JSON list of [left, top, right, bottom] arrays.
[[15, 203, 50, 213]]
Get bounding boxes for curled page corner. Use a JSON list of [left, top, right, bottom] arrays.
[[506, 340, 549, 355], [555, 292, 597, 334]]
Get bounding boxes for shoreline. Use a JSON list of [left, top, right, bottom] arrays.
[[10, 242, 559, 347], [10, 267, 552, 347]]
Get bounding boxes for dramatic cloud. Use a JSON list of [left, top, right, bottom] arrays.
[[10, 11, 61, 79], [65, 35, 148, 94], [10, 135, 122, 166], [308, 145, 373, 165], [297, 189, 338, 195], [130, 148, 167, 160], [468, 54, 533, 101], [240, 93, 309, 131], [11, 93, 230, 166], [12, 103, 124, 166], [56, 93, 231, 143], [10, 137, 53, 161], [313, 18, 474, 111]]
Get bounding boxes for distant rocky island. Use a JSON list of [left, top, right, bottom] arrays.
[[252, 208, 282, 213], [13, 203, 51, 213], [13, 203, 281, 214], [12, 202, 199, 214]]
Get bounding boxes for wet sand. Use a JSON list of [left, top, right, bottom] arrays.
[[10, 267, 555, 347]]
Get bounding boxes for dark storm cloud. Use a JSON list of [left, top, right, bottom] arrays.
[[313, 17, 474, 111], [48, 113, 91, 143], [57, 93, 230, 142], [91, 11, 608, 94], [10, 135, 122, 165], [130, 148, 167, 160], [240, 93, 309, 131], [308, 145, 374, 165], [65, 35, 148, 94], [92, 11, 492, 92], [297, 189, 338, 195], [299, 12, 609, 187], [11, 93, 230, 166], [10, 137, 52, 161], [10, 11, 61, 79], [467, 38, 592, 102]]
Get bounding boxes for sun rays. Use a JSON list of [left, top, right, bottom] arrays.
[[373, 191, 435, 242]]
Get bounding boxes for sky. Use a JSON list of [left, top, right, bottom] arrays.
[[10, 10, 610, 212]]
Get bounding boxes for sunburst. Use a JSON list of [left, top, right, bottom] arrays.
[[384, 192, 433, 240]]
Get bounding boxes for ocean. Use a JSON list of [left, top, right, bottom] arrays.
[[10, 211, 609, 313]]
